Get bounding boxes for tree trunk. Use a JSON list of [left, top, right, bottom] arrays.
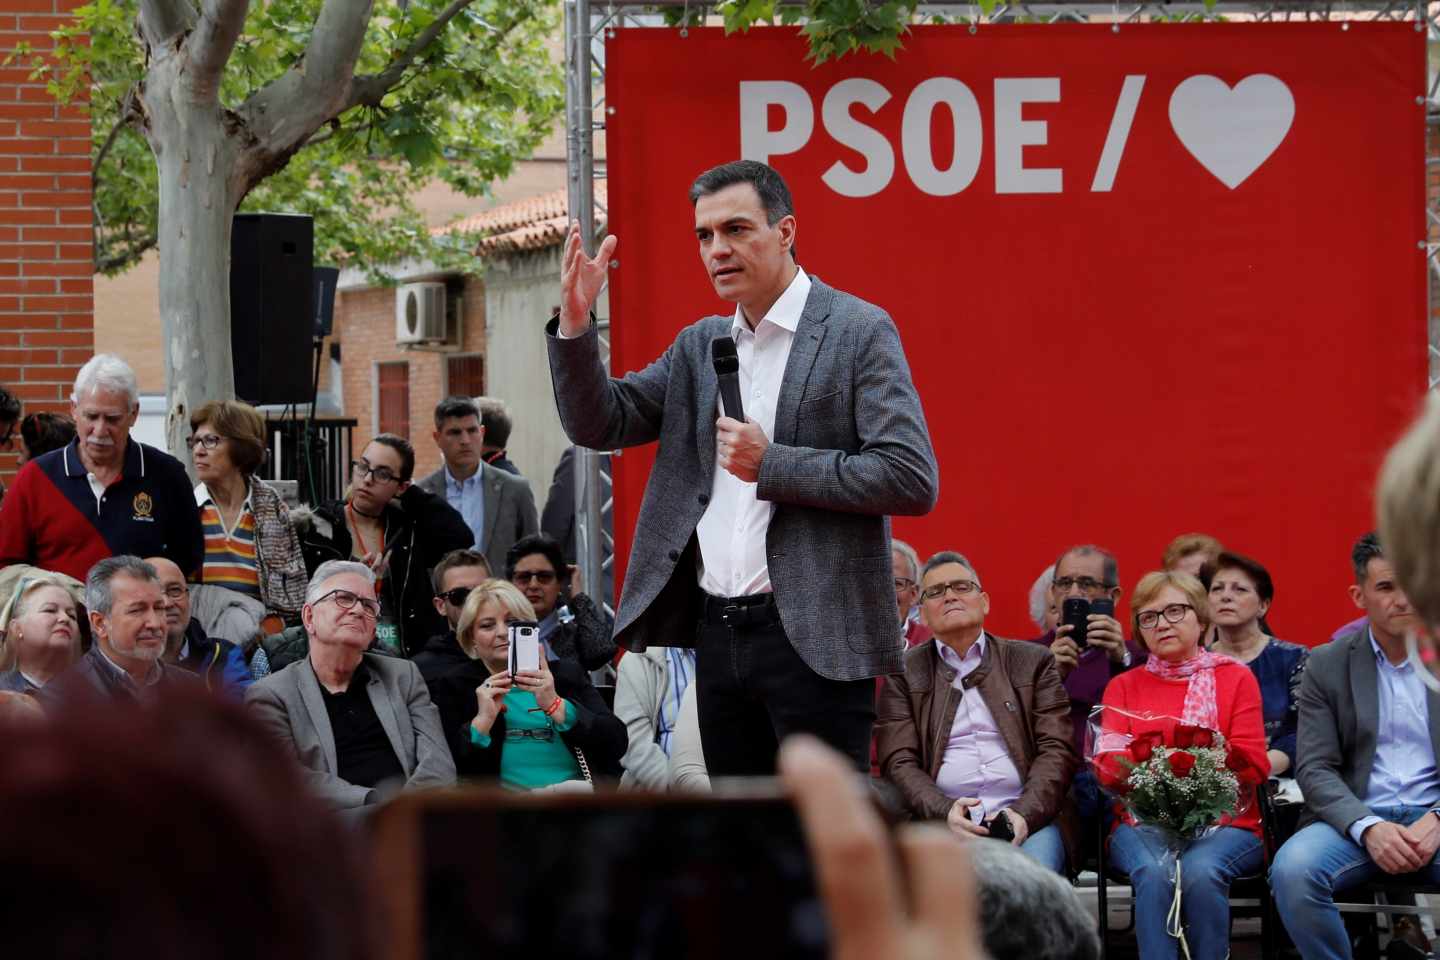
[[140, 52, 239, 470]]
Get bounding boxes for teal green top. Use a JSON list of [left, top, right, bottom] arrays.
[[468, 690, 580, 790]]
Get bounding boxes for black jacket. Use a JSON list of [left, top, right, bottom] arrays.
[[295, 486, 473, 658], [548, 592, 617, 672], [414, 629, 469, 684], [430, 656, 625, 781]]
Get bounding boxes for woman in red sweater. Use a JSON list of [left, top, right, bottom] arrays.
[[1100, 570, 1270, 960]]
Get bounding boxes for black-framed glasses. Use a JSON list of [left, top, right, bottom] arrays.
[[351, 460, 401, 485], [513, 570, 557, 586], [186, 434, 223, 450], [894, 577, 916, 592], [921, 579, 981, 601], [1137, 603, 1194, 631], [314, 588, 381, 619], [438, 587, 472, 607], [1053, 576, 1114, 594]]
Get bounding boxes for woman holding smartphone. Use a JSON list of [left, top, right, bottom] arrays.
[[429, 579, 624, 789]]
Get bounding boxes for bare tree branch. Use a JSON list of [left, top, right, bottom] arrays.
[[346, 0, 479, 110], [92, 88, 143, 187], [137, 0, 198, 52], [189, 0, 252, 101], [95, 233, 159, 274]]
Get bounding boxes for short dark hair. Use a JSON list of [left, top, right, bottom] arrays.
[[689, 160, 798, 260], [1352, 531, 1384, 585], [367, 433, 415, 482], [921, 550, 980, 586], [85, 556, 159, 615], [431, 548, 492, 594], [433, 395, 479, 430], [19, 411, 75, 459], [1201, 551, 1274, 605], [476, 396, 512, 449], [1054, 545, 1119, 588], [0, 385, 19, 426], [505, 532, 569, 584]]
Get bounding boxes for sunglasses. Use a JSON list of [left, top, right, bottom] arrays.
[[437, 587, 473, 607]]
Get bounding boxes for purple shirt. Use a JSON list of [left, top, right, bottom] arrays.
[[1029, 629, 1146, 752], [933, 635, 1024, 820]]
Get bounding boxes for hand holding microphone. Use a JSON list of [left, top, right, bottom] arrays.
[[712, 336, 768, 482]]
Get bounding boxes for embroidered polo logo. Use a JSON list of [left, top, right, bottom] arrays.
[[133, 492, 154, 520]]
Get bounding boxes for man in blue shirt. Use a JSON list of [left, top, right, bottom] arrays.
[[1271, 532, 1440, 960]]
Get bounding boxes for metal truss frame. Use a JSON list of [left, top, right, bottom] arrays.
[[563, 1, 1440, 604]]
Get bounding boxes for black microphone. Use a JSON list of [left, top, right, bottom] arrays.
[[711, 336, 744, 422]]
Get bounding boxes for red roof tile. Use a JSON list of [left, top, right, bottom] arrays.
[[439, 183, 608, 258]]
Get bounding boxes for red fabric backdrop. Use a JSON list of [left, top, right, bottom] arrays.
[[602, 22, 1426, 646]]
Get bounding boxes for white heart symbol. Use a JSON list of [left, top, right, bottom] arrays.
[[1168, 74, 1295, 189]]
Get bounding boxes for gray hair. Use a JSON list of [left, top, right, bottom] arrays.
[[85, 556, 158, 615], [891, 538, 920, 582], [921, 550, 980, 588], [967, 840, 1100, 960], [305, 560, 376, 605], [1029, 566, 1056, 632], [72, 354, 139, 409]]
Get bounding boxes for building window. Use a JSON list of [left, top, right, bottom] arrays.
[[377, 362, 410, 438], [446, 354, 485, 399]]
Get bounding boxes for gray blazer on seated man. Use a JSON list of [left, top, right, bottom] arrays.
[[245, 560, 455, 809]]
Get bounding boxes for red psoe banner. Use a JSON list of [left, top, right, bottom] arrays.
[[604, 23, 1426, 645]]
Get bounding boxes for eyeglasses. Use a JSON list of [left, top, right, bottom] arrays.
[[1053, 576, 1114, 594], [921, 579, 981, 601], [1136, 603, 1194, 631], [187, 434, 223, 450], [513, 570, 557, 586], [438, 587, 472, 607], [351, 460, 402, 485], [313, 588, 381, 619], [894, 578, 916, 593]]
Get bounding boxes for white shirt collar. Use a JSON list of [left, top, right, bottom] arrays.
[[730, 266, 810, 338], [935, 632, 987, 670]]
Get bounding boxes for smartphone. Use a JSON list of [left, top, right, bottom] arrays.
[[506, 621, 540, 674], [986, 811, 1015, 842], [1061, 597, 1090, 649], [1090, 598, 1115, 621], [370, 785, 830, 960]]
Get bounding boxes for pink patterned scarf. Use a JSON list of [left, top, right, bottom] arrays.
[[1143, 649, 1235, 731]]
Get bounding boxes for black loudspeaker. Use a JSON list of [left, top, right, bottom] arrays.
[[231, 213, 314, 405], [313, 265, 339, 338]]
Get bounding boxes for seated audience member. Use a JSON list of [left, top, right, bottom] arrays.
[[0, 384, 18, 506], [414, 548, 492, 683], [1097, 570, 1269, 960], [429, 579, 624, 789], [17, 411, 75, 465], [0, 356, 203, 582], [877, 551, 1078, 875], [1162, 532, 1224, 579], [296, 434, 473, 659], [40, 556, 204, 705], [668, 683, 710, 791], [476, 395, 521, 476], [0, 691, 379, 960], [1029, 565, 1059, 636], [968, 839, 1101, 960], [190, 401, 308, 628], [245, 560, 455, 810], [1271, 532, 1440, 960], [507, 533, 615, 671], [0, 575, 82, 693], [147, 556, 253, 696], [893, 538, 930, 648], [1201, 551, 1308, 776], [614, 645, 697, 790]]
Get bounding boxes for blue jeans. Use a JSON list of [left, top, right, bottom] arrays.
[[1018, 822, 1068, 875], [1270, 805, 1440, 960], [1109, 824, 1264, 960]]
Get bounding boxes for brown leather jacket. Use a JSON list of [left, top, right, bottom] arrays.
[[876, 633, 1080, 868]]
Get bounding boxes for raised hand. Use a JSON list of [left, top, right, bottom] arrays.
[[559, 220, 619, 337]]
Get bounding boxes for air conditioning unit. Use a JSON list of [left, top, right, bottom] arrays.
[[395, 282, 447, 344]]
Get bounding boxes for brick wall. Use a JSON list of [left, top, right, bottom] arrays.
[[335, 275, 487, 481], [0, 0, 92, 485]]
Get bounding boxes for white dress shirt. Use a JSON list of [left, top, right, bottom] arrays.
[[696, 268, 811, 598]]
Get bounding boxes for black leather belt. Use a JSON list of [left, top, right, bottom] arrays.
[[700, 592, 780, 627]]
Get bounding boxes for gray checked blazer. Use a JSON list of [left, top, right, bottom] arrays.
[[245, 652, 456, 809], [416, 459, 539, 575], [546, 275, 938, 682], [1295, 625, 1440, 834]]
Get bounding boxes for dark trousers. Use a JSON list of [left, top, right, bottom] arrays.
[[695, 615, 875, 777]]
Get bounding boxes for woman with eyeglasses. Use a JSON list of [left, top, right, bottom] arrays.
[[429, 579, 624, 789], [190, 401, 309, 632], [1095, 570, 1269, 960], [0, 576, 83, 694], [504, 533, 616, 672], [294, 435, 473, 660]]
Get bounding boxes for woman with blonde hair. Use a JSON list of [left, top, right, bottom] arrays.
[[0, 576, 82, 693], [428, 579, 624, 788]]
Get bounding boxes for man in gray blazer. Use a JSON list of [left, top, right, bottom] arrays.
[[417, 395, 538, 575], [1271, 532, 1440, 959], [245, 560, 455, 810], [551, 160, 938, 775]]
